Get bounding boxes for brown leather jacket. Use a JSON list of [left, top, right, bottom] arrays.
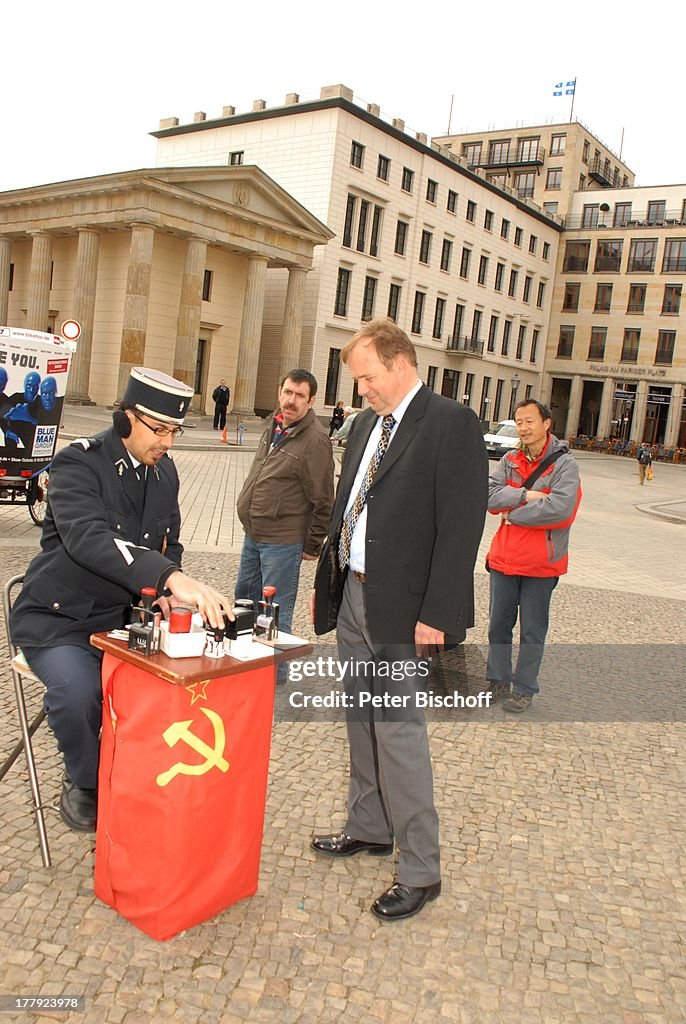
[[236, 409, 334, 554]]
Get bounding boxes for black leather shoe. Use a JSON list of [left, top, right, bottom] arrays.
[[60, 773, 97, 833], [311, 831, 393, 858], [371, 880, 441, 921]]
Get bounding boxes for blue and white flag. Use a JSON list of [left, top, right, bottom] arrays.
[[553, 79, 576, 97]]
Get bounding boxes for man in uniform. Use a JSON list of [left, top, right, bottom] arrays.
[[212, 378, 231, 431], [10, 367, 232, 833]]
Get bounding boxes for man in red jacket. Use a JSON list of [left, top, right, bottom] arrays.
[[485, 399, 581, 713]]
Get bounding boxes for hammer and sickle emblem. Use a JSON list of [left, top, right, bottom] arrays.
[[155, 708, 229, 787]]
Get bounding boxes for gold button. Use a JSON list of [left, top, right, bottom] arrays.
[[52, 602, 60, 610]]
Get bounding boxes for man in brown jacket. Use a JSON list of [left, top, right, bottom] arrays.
[[235, 370, 334, 634]]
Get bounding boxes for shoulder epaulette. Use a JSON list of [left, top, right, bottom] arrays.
[[70, 436, 102, 451]]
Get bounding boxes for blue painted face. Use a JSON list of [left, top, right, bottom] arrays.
[[0, 367, 7, 392], [40, 376, 58, 411], [24, 371, 41, 402]]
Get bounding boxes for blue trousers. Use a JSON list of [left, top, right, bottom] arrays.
[[22, 644, 103, 789], [235, 534, 304, 634], [486, 570, 559, 697]]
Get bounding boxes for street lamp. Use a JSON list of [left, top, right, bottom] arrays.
[[509, 374, 520, 417]]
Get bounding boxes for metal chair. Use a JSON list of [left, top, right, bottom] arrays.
[[0, 574, 52, 867]]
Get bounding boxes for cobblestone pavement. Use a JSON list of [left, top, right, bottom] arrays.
[[0, 407, 685, 1023]]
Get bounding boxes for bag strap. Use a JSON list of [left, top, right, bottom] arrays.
[[521, 448, 566, 490]]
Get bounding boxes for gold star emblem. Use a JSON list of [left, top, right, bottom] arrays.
[[186, 679, 211, 705]]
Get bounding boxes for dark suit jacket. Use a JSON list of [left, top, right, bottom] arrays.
[[10, 427, 183, 650], [314, 385, 488, 646]]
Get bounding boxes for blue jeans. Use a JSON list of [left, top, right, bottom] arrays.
[[235, 534, 303, 634], [486, 570, 559, 697]]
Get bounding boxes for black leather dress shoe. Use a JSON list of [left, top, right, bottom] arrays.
[[371, 880, 441, 921], [311, 831, 393, 858], [60, 773, 97, 833]]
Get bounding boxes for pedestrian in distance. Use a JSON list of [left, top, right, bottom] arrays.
[[636, 442, 653, 485], [328, 401, 345, 438], [212, 378, 231, 430]]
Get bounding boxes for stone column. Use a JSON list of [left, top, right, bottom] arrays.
[[67, 229, 100, 403], [26, 232, 52, 331], [565, 374, 583, 437], [665, 384, 683, 448], [233, 256, 269, 414], [173, 237, 208, 392], [0, 236, 11, 326], [117, 224, 155, 399], [596, 378, 614, 438], [278, 267, 307, 382], [630, 380, 648, 442]]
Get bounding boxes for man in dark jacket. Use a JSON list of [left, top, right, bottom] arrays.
[[212, 379, 230, 430], [10, 368, 232, 832]]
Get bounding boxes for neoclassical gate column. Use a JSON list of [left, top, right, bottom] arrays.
[[173, 236, 208, 392], [277, 266, 307, 382], [232, 256, 269, 415], [117, 223, 155, 400], [565, 375, 583, 438], [26, 232, 52, 331], [67, 228, 100, 403], [0, 236, 11, 326]]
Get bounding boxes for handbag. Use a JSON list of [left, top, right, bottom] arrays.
[[313, 534, 347, 635], [646, 465, 653, 481]]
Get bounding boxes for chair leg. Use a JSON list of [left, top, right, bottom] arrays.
[[11, 670, 52, 868]]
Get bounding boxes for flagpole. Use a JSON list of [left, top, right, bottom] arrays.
[[448, 94, 454, 135], [569, 79, 576, 122]]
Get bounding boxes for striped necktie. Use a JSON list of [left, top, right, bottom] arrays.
[[338, 414, 395, 571]]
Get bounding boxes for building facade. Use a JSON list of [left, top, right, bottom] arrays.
[[153, 86, 563, 423]]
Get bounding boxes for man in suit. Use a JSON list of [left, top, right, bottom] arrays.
[[10, 367, 232, 833], [311, 319, 488, 921], [212, 378, 231, 430]]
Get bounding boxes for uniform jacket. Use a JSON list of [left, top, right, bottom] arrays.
[[236, 408, 334, 555], [10, 427, 183, 649], [314, 385, 488, 646], [486, 434, 581, 578], [212, 385, 230, 407]]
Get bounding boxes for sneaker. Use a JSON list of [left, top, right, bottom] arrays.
[[503, 691, 533, 714], [488, 682, 511, 701]]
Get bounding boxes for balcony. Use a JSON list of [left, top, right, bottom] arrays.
[[468, 144, 546, 170], [565, 208, 685, 230], [588, 157, 616, 186], [446, 335, 484, 357]]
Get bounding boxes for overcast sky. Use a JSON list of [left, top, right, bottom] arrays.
[[3, 0, 681, 194]]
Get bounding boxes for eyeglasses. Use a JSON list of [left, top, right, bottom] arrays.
[[131, 411, 184, 439]]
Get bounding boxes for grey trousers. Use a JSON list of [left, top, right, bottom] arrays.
[[336, 573, 440, 887]]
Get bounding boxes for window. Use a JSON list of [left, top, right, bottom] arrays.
[[621, 329, 640, 362], [440, 238, 453, 272], [426, 179, 438, 203], [563, 282, 580, 311], [471, 309, 482, 343], [352, 198, 371, 253], [582, 204, 599, 229], [8, 263, 14, 290], [501, 320, 512, 356], [557, 326, 575, 358], [514, 227, 523, 247], [662, 239, 686, 272], [523, 275, 532, 303], [494, 262, 505, 291], [324, 348, 341, 406], [419, 230, 432, 265], [487, 172, 507, 189], [447, 189, 458, 213], [508, 269, 518, 297], [516, 325, 526, 360], [530, 329, 539, 364], [627, 239, 657, 273], [442, 368, 460, 401], [627, 284, 646, 313], [594, 284, 613, 312], [543, 242, 550, 260], [478, 255, 489, 285], [401, 167, 414, 193], [614, 202, 631, 227], [433, 297, 446, 339], [202, 269, 213, 301], [479, 376, 491, 421], [655, 330, 676, 365], [466, 200, 476, 223], [563, 241, 590, 272], [536, 281, 545, 308], [361, 276, 377, 321], [493, 379, 504, 421], [501, 218, 510, 239], [582, 140, 590, 163], [377, 155, 390, 181], [229, 150, 244, 166], [342, 194, 356, 248], [594, 239, 623, 272], [588, 327, 607, 360], [543, 202, 559, 216], [529, 235, 537, 254], [394, 220, 409, 256], [662, 284, 682, 314], [451, 304, 465, 345], [579, 174, 586, 190], [546, 167, 562, 190], [411, 290, 425, 334], [387, 283, 402, 322], [484, 210, 494, 231], [487, 315, 499, 353], [514, 172, 535, 198], [647, 200, 666, 225], [427, 366, 437, 391], [350, 141, 364, 168], [550, 133, 566, 155], [369, 206, 382, 257], [463, 143, 482, 165], [334, 267, 351, 316], [489, 140, 510, 164], [464, 373, 475, 404], [460, 247, 471, 279]]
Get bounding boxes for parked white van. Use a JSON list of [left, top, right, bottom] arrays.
[[483, 420, 520, 460]]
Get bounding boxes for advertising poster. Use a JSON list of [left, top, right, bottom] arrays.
[[0, 326, 76, 477]]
